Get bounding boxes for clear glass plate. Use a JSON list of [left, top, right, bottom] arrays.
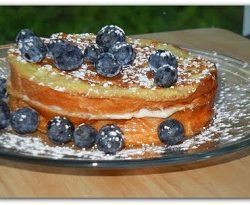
[[0, 44, 249, 168]]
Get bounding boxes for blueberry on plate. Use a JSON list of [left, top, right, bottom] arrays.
[[109, 42, 135, 66], [47, 116, 74, 145], [96, 124, 124, 154], [83, 44, 103, 63], [95, 52, 122, 77], [148, 50, 177, 72], [16, 29, 36, 44], [154, 65, 178, 87], [157, 119, 185, 145], [48, 41, 83, 71], [73, 124, 98, 149], [18, 36, 47, 63], [96, 25, 126, 51], [10, 107, 39, 134], [0, 101, 10, 129], [0, 77, 7, 99]]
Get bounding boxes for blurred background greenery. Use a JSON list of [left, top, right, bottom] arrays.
[[0, 6, 244, 44]]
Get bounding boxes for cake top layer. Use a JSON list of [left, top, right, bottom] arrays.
[[8, 32, 216, 91]]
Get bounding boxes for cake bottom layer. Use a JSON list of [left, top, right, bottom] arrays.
[[9, 96, 214, 148]]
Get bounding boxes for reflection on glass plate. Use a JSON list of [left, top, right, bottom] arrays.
[[0, 45, 249, 168]]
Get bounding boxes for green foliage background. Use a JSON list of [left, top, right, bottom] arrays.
[[0, 6, 243, 44]]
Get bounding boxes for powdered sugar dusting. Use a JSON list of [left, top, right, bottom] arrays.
[[2, 45, 250, 166], [8, 33, 215, 91], [0, 55, 249, 162]]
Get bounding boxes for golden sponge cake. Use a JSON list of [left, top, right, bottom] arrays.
[[7, 32, 217, 148]]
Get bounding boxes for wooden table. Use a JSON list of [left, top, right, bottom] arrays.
[[0, 28, 249, 198]]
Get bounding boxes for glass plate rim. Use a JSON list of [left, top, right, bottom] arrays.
[[0, 44, 249, 168], [0, 134, 249, 168]]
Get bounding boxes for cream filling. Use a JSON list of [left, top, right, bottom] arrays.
[[21, 95, 193, 120]]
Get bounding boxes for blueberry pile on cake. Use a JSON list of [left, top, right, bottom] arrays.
[[3, 25, 217, 154]]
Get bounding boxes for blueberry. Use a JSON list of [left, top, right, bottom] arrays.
[[158, 119, 185, 145], [83, 44, 103, 63], [47, 116, 74, 145], [73, 124, 97, 149], [0, 77, 7, 99], [18, 36, 47, 63], [96, 25, 126, 51], [109, 42, 135, 66], [10, 107, 39, 134], [16, 29, 36, 44], [95, 53, 121, 77], [0, 101, 10, 129], [49, 41, 83, 71], [149, 50, 177, 72], [47, 39, 64, 58], [154, 65, 178, 87], [97, 124, 124, 154]]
